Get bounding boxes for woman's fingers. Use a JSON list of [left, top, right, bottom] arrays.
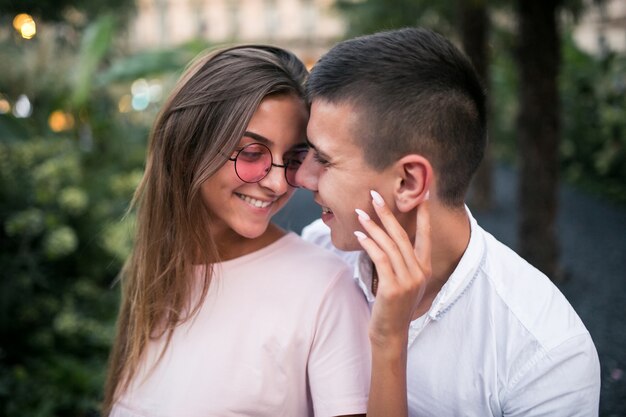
[[353, 230, 399, 288], [355, 190, 431, 333], [355, 189, 431, 297], [355, 210, 409, 289], [368, 191, 419, 274]]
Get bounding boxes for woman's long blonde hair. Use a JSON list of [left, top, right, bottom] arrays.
[[102, 45, 307, 415]]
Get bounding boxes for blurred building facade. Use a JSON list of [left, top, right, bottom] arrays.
[[574, 0, 626, 54], [125, 0, 625, 65], [128, 0, 346, 66]]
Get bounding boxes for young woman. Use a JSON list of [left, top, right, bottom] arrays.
[[103, 45, 371, 417]]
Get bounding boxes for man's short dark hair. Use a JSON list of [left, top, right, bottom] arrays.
[[306, 27, 487, 207]]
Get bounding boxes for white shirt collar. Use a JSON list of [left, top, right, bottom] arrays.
[[355, 206, 487, 342], [428, 207, 486, 321], [356, 251, 376, 303]]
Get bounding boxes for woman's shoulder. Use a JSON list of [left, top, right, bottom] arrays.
[[243, 232, 350, 284], [278, 232, 351, 271], [221, 232, 356, 293], [272, 234, 363, 302]]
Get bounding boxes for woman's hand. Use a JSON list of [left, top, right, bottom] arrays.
[[354, 190, 432, 349]]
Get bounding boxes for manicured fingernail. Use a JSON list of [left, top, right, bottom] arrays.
[[355, 208, 370, 221], [424, 190, 430, 201], [370, 190, 385, 207], [354, 230, 368, 241]]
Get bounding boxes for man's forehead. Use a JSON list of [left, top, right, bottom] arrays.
[[307, 99, 361, 153], [309, 98, 359, 118]]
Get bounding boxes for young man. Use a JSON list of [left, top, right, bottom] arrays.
[[296, 28, 600, 416]]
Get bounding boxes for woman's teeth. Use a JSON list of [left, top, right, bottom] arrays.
[[237, 193, 272, 208], [322, 207, 333, 214]]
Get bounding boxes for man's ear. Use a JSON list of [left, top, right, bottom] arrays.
[[392, 154, 432, 213]]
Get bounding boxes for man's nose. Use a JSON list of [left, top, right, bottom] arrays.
[[295, 152, 320, 191]]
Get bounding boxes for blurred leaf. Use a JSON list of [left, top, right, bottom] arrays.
[[99, 48, 193, 85], [43, 226, 78, 259], [70, 15, 115, 108], [4, 208, 45, 237]]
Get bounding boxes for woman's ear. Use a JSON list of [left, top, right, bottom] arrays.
[[392, 154, 432, 213]]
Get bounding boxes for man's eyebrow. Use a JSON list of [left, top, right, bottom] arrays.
[[305, 138, 331, 160], [305, 138, 317, 150]]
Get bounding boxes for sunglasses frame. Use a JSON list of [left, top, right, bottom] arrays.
[[228, 142, 308, 188]]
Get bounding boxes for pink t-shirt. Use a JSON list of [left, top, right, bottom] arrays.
[[111, 232, 371, 417]]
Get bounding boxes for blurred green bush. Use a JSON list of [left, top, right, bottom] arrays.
[[0, 12, 204, 416], [491, 32, 626, 204], [561, 35, 626, 203], [0, 137, 124, 415]]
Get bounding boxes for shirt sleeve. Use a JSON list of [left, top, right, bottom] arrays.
[[307, 266, 371, 417], [502, 332, 601, 416]]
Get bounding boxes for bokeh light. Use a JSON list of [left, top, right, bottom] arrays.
[[122, 78, 163, 112], [131, 78, 149, 111], [12, 14, 31, 30], [13, 94, 32, 118], [130, 78, 149, 96], [0, 95, 10, 114], [148, 83, 163, 103], [13, 13, 37, 39], [118, 94, 132, 113], [48, 110, 75, 132], [131, 94, 149, 111]]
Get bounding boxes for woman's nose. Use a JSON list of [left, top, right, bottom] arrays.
[[258, 163, 290, 194]]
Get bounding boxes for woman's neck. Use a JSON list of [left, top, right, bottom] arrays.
[[213, 223, 286, 261]]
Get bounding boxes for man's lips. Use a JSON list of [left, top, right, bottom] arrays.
[[315, 198, 333, 215]]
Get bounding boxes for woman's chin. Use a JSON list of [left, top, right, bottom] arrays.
[[236, 222, 271, 240]]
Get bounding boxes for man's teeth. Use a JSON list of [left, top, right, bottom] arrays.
[[322, 207, 333, 214], [237, 194, 272, 208]]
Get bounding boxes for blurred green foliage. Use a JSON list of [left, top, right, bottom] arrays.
[[489, 31, 626, 203], [0, 138, 121, 415], [561, 35, 626, 202], [0, 10, 205, 415]]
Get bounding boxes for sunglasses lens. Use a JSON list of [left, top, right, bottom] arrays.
[[284, 148, 309, 187], [235, 144, 272, 182]]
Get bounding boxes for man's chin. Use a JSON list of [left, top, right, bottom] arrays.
[[330, 230, 363, 252]]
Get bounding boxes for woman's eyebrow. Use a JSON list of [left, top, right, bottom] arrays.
[[243, 131, 271, 144], [243, 131, 307, 149]]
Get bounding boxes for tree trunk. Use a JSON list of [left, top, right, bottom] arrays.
[[515, 0, 561, 280], [459, 0, 493, 211]]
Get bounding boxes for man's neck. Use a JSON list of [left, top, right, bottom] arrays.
[[412, 204, 471, 318]]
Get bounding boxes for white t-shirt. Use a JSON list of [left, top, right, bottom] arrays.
[[111, 232, 371, 417], [302, 209, 601, 417]]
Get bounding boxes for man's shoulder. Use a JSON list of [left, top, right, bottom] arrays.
[[478, 228, 590, 348], [480, 227, 557, 290]]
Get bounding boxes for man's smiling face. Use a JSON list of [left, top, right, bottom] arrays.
[[296, 99, 392, 251]]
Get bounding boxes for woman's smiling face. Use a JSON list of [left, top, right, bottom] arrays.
[[200, 93, 308, 241]]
